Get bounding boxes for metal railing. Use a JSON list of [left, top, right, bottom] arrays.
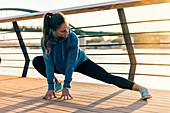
[[1, 0, 170, 82]]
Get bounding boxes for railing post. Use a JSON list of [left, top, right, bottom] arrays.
[[12, 21, 30, 77], [117, 8, 137, 81]]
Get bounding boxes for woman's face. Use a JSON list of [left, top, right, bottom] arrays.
[[52, 22, 69, 39]]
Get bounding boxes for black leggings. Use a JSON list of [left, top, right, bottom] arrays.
[[32, 56, 135, 90]]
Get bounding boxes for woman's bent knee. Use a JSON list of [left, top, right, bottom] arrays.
[[32, 56, 43, 67]]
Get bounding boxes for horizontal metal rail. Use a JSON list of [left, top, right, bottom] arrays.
[[0, 31, 14, 34], [0, 66, 31, 69], [0, 65, 170, 78], [1, 59, 27, 61], [110, 72, 170, 77], [2, 52, 170, 56], [86, 53, 170, 55], [1, 42, 170, 48], [1, 60, 170, 69], [71, 18, 170, 29], [0, 38, 41, 41], [79, 31, 170, 38], [0, 53, 42, 55], [2, 58, 170, 66], [77, 18, 170, 30], [97, 63, 170, 66]]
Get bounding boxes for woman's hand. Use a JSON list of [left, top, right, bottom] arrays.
[[59, 88, 73, 100], [42, 90, 57, 99]]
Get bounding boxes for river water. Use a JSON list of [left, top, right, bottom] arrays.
[[0, 48, 170, 90]]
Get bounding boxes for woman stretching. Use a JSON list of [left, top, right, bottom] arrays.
[[33, 12, 152, 100]]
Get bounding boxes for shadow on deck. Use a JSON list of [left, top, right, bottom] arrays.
[[0, 75, 170, 113]]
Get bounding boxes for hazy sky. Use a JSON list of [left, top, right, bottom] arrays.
[[0, 0, 170, 32], [0, 0, 114, 11]]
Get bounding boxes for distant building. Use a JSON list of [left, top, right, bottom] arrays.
[[87, 41, 120, 49]]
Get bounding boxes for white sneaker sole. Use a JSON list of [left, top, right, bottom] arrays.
[[142, 96, 152, 100]]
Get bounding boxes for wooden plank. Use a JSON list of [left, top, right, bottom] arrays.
[[0, 0, 170, 23], [1, 75, 170, 113]]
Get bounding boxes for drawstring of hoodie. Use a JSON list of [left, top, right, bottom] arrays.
[[61, 43, 65, 61]]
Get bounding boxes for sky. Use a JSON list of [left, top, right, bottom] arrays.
[[0, 0, 170, 33], [0, 0, 115, 11]]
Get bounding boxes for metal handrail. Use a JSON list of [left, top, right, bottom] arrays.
[[1, 0, 170, 23]]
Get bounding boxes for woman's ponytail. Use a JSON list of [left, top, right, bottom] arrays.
[[43, 13, 53, 57]]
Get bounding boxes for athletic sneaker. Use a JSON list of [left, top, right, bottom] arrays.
[[55, 83, 63, 93], [139, 87, 152, 99]]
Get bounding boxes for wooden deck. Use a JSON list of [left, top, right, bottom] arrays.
[[0, 75, 170, 113]]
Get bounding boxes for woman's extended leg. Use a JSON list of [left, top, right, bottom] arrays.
[[75, 59, 135, 90], [75, 59, 152, 99], [32, 56, 61, 84]]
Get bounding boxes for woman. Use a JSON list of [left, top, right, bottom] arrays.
[[33, 12, 152, 100]]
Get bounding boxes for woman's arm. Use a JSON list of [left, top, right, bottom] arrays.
[[41, 37, 58, 99], [63, 33, 79, 89], [59, 33, 78, 100], [41, 37, 55, 90]]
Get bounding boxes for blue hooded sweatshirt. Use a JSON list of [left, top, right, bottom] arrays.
[[41, 28, 88, 90]]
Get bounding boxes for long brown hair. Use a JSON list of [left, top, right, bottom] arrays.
[[43, 12, 66, 57]]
